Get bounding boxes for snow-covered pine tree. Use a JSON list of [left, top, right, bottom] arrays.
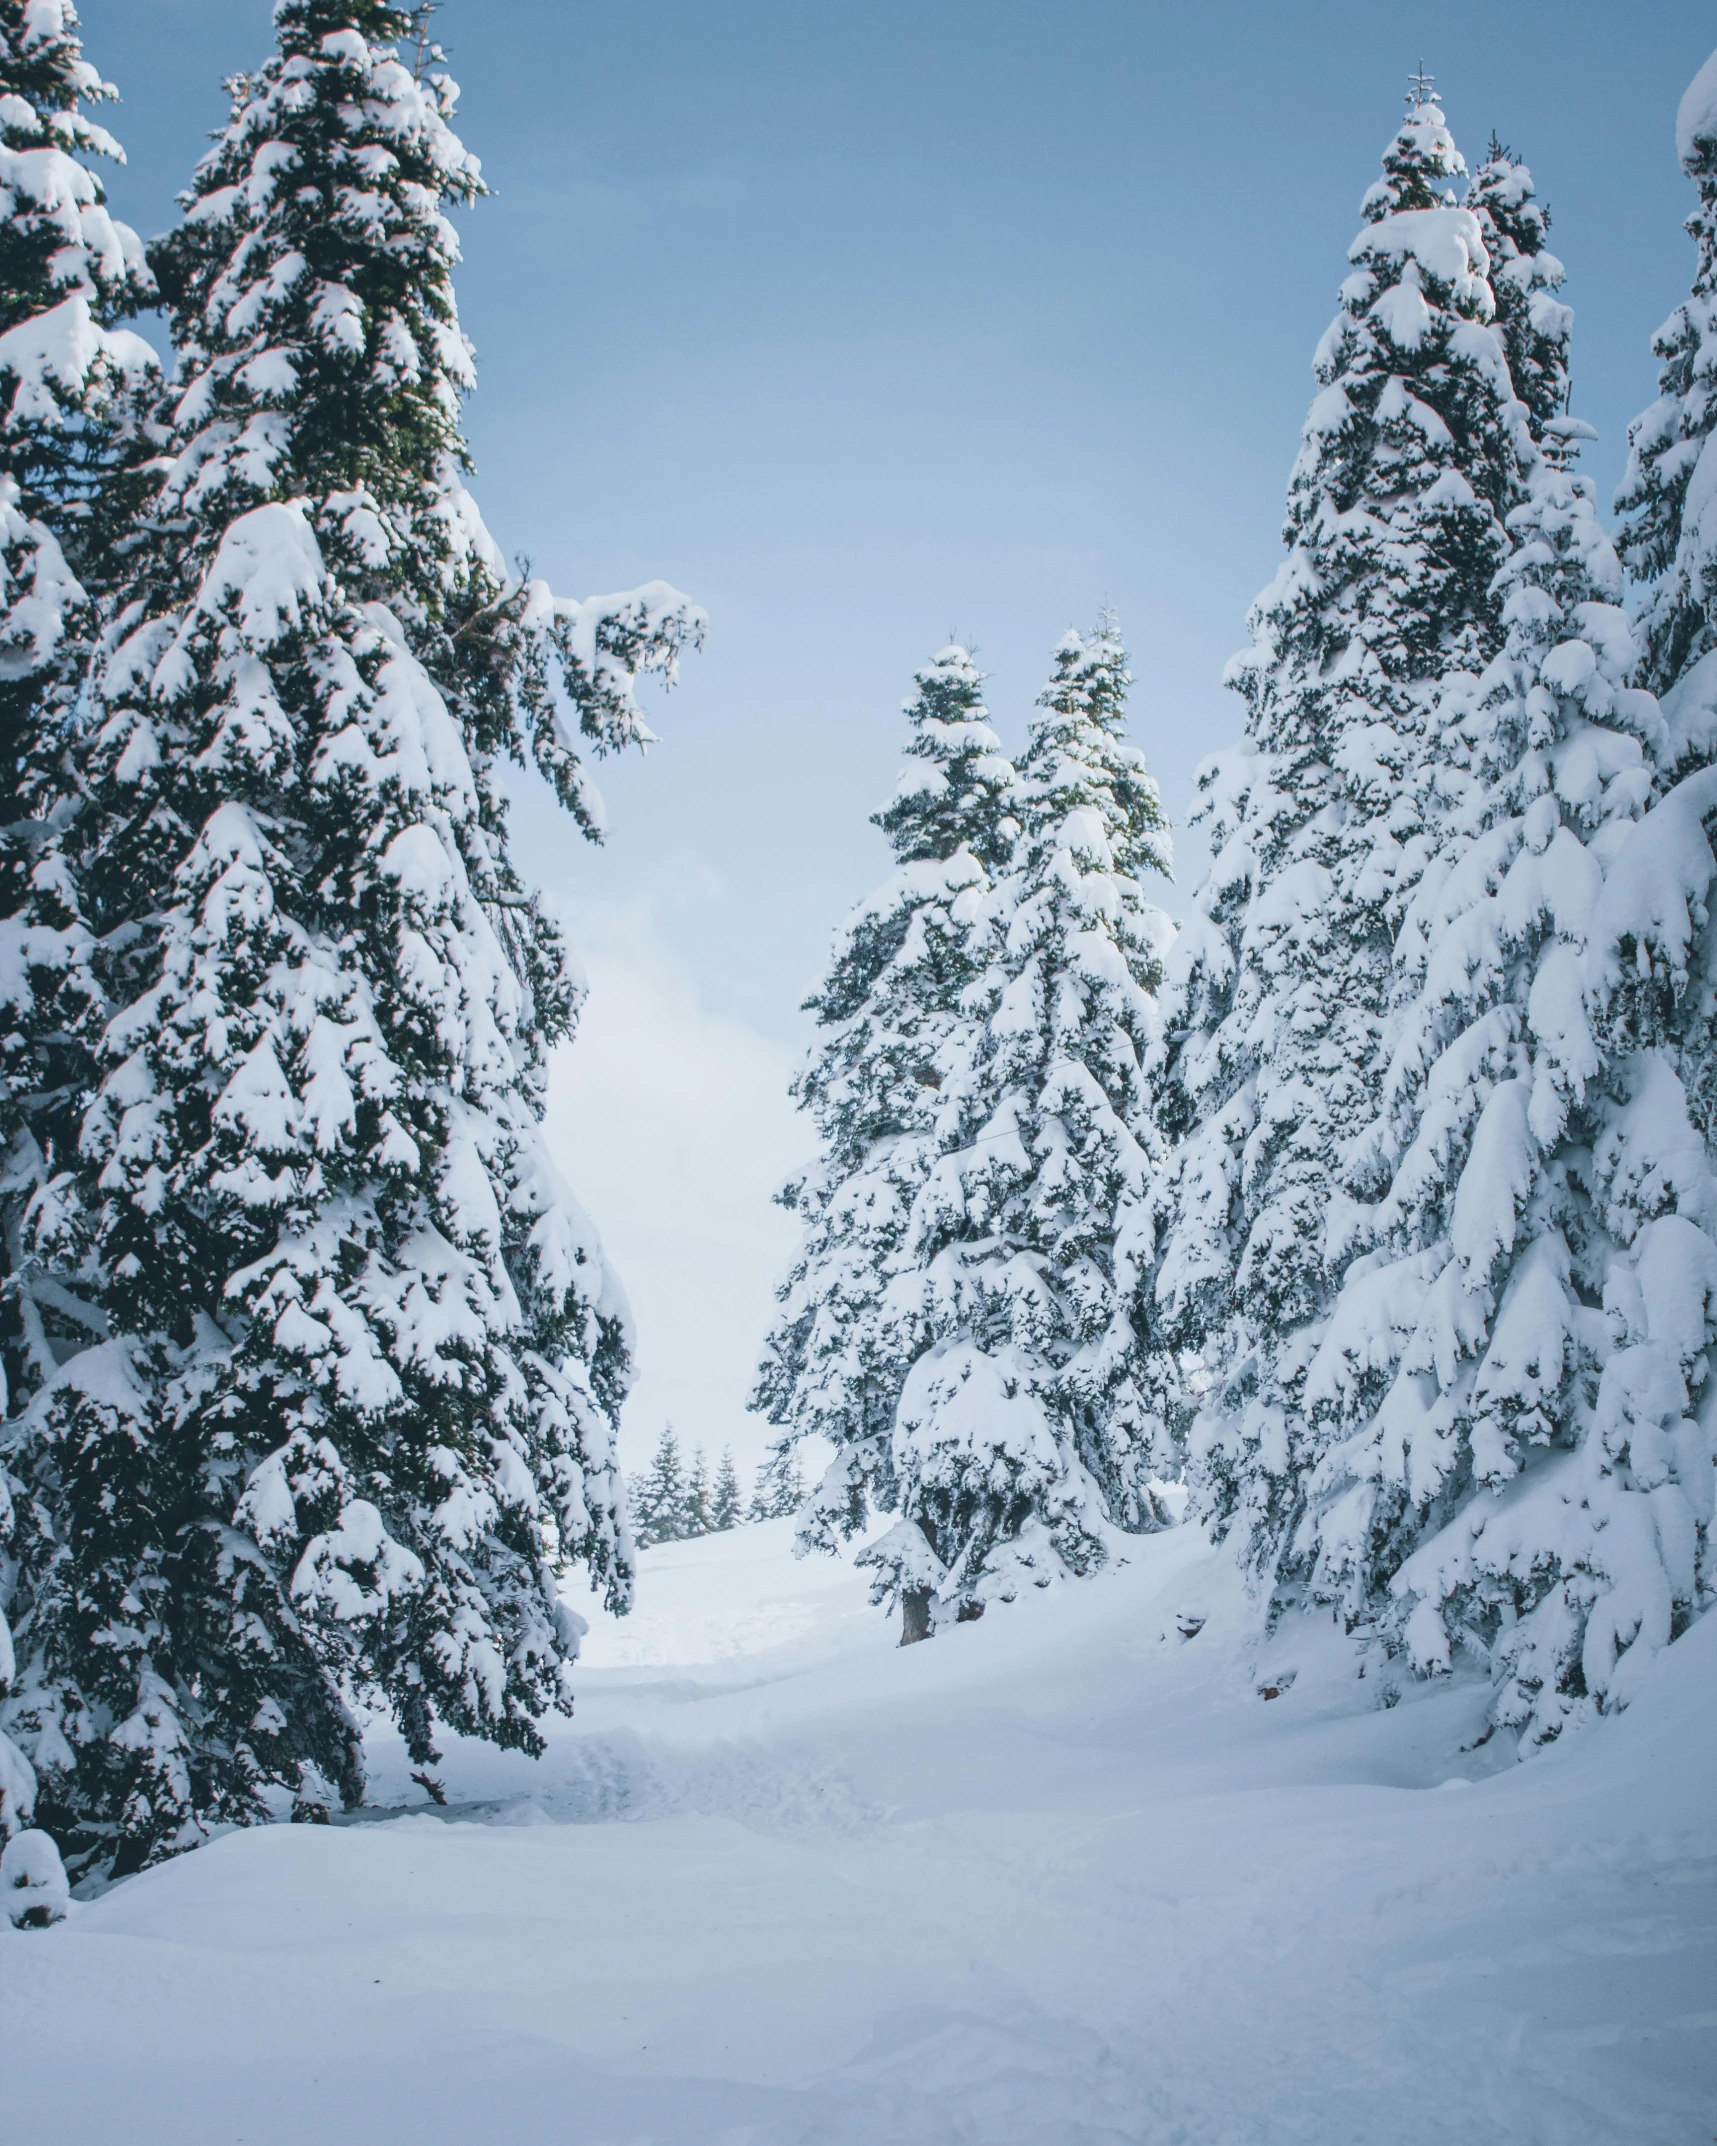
[[751, 646, 1015, 1550], [1, 1, 699, 1876], [1610, 46, 1717, 1169], [1151, 84, 1532, 1607], [683, 1445, 711, 1537], [629, 1424, 686, 1548], [748, 1444, 804, 1523], [1616, 49, 1717, 711], [0, 1, 155, 1411], [0, 0, 154, 1862], [860, 622, 1174, 1641], [1528, 43, 1717, 1724], [709, 1446, 740, 1530], [1292, 398, 1704, 1741], [1467, 140, 1571, 445]]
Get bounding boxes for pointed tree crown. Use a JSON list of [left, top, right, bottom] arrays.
[[873, 644, 1015, 872], [1151, 84, 1530, 1583], [148, 0, 481, 568], [1260, 85, 1516, 714], [1016, 624, 1171, 891], [860, 620, 1177, 1626], [1361, 87, 1465, 219], [1469, 141, 1570, 439], [1615, 44, 1717, 697], [0, 0, 150, 337], [811, 645, 1013, 1030]]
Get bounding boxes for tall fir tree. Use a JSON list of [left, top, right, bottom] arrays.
[[0, 0, 155, 1851], [862, 623, 1174, 1641], [0, 2, 698, 1877], [1150, 85, 1534, 1609], [1616, 49, 1717, 710], [1542, 43, 1717, 1726], [1298, 405, 1706, 1741], [752, 646, 1015, 1552], [0, 2, 155, 1413]]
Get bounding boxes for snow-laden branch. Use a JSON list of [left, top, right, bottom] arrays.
[[513, 576, 707, 839]]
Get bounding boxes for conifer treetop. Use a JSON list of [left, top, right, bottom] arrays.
[[1469, 140, 1571, 440], [1676, 46, 1717, 174], [874, 644, 1015, 873], [132, 0, 700, 834], [0, 0, 153, 448], [810, 643, 1011, 1032], [1616, 42, 1717, 705], [150, 0, 483, 541], [1361, 85, 1465, 220], [1017, 623, 1170, 891]]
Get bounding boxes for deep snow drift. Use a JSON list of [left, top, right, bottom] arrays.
[[2, 1518, 1711, 2145]]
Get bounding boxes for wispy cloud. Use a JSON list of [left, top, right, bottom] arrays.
[[543, 893, 811, 1475]]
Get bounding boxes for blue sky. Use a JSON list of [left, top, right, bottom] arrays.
[[78, 0, 1717, 1023], [73, 0, 1717, 1466]]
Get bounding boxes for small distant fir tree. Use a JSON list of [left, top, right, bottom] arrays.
[[628, 1424, 687, 1548], [749, 1444, 806, 1523], [709, 1447, 742, 1531], [628, 1432, 747, 1544], [0, 2, 699, 1879], [861, 622, 1175, 1640], [751, 646, 1016, 1553], [683, 1445, 712, 1538]]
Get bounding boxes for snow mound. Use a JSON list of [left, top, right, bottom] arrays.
[[1, 1827, 68, 1928]]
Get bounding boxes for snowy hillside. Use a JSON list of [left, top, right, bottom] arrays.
[[4, 1519, 1711, 2145]]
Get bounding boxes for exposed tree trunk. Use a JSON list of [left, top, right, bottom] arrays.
[[899, 1588, 933, 1646]]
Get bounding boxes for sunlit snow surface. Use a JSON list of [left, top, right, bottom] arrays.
[[4, 1518, 1712, 2144]]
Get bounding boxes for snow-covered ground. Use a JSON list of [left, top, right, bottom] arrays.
[[4, 1518, 1712, 2144]]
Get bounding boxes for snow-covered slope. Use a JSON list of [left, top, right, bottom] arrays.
[[3, 1518, 1711, 2144]]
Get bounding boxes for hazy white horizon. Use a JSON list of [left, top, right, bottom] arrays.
[[543, 895, 809, 1476]]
